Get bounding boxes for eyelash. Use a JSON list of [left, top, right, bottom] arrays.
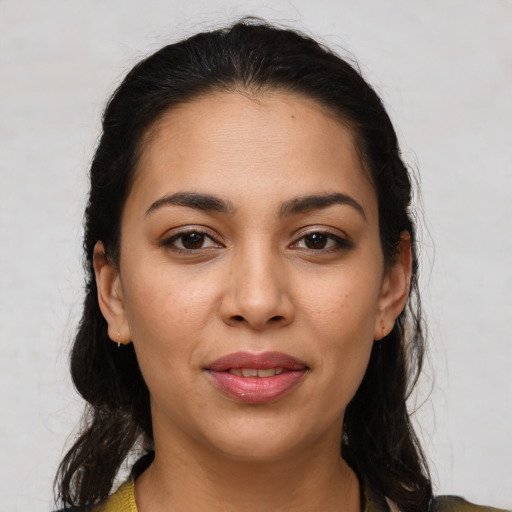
[[290, 231, 353, 253], [161, 229, 222, 252], [161, 228, 352, 254]]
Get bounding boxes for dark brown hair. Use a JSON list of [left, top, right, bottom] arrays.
[[56, 18, 431, 511]]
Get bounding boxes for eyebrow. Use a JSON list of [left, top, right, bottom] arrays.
[[144, 191, 366, 221], [280, 193, 367, 221], [145, 192, 234, 216]]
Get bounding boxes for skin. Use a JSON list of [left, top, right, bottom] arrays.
[[94, 91, 411, 512]]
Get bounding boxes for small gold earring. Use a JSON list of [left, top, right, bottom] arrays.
[[117, 331, 121, 348]]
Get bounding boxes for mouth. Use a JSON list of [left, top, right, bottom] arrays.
[[226, 367, 286, 377], [205, 351, 309, 404]]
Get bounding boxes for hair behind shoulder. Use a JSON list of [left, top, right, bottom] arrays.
[[55, 17, 432, 512]]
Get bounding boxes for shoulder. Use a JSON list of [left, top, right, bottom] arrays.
[[430, 495, 510, 512], [52, 480, 137, 512], [93, 480, 137, 512]]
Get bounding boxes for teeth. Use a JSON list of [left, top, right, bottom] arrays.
[[257, 368, 275, 378], [228, 367, 286, 377]]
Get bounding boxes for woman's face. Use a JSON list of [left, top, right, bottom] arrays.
[[96, 91, 410, 462]]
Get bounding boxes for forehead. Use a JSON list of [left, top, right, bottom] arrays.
[[130, 90, 376, 217]]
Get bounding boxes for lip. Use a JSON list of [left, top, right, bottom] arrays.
[[207, 351, 308, 372], [205, 351, 308, 404]]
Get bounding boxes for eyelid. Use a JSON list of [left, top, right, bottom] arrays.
[[160, 226, 224, 250], [289, 226, 354, 251], [292, 225, 351, 241]]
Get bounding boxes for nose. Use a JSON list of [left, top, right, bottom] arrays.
[[219, 244, 295, 330]]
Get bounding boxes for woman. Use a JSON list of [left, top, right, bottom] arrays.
[[54, 19, 507, 512]]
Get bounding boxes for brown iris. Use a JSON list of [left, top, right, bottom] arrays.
[[181, 232, 206, 249], [304, 233, 329, 249]]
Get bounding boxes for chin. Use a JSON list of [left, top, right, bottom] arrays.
[[202, 419, 318, 463], [215, 438, 301, 463]]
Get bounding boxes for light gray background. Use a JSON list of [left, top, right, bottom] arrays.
[[1, 1, 511, 510]]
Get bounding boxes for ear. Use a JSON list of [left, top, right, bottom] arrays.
[[374, 232, 412, 340], [93, 241, 131, 345]]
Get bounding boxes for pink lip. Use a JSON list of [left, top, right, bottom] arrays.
[[205, 351, 308, 404]]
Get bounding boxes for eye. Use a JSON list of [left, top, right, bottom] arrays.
[[292, 231, 352, 251], [162, 230, 222, 251]]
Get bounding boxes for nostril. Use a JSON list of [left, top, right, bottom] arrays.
[[269, 316, 283, 323], [233, 315, 244, 322]]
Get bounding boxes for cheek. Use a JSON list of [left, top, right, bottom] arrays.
[[122, 262, 218, 340], [121, 273, 213, 405], [317, 288, 376, 382], [119, 269, 225, 436], [299, 267, 380, 401], [300, 264, 382, 339]]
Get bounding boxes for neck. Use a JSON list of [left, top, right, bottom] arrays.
[[135, 431, 361, 512]]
